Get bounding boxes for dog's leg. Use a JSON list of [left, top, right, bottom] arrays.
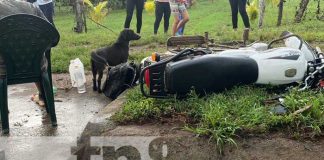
[[91, 60, 98, 91], [97, 70, 104, 93]]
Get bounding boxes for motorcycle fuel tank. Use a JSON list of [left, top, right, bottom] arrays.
[[251, 47, 307, 85]]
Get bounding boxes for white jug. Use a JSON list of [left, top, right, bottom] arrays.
[[69, 58, 86, 93]]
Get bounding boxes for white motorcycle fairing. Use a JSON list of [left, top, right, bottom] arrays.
[[139, 32, 322, 98], [218, 47, 307, 85], [251, 48, 307, 85]]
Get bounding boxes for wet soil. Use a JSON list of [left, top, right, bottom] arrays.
[[98, 123, 324, 160], [1, 73, 110, 136]]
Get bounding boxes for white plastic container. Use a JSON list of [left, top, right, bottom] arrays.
[[69, 58, 86, 93]]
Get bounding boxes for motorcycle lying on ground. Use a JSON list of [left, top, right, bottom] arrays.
[[140, 32, 324, 98]]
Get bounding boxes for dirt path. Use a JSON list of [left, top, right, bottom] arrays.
[[97, 122, 324, 159]]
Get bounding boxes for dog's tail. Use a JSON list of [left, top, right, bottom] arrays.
[[91, 52, 109, 66]]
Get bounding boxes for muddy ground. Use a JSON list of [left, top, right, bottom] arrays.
[[2, 73, 110, 136], [100, 123, 324, 160], [0, 73, 113, 160]]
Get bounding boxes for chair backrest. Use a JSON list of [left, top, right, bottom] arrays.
[[0, 14, 59, 82]]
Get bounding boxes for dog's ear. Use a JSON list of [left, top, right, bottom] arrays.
[[125, 29, 134, 40], [123, 29, 128, 40], [118, 29, 139, 42], [118, 29, 128, 42], [127, 29, 141, 40]]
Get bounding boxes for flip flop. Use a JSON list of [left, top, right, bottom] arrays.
[[31, 94, 45, 107]]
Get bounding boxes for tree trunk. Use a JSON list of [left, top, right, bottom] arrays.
[[74, 0, 84, 33], [82, 6, 87, 33], [316, 0, 320, 14], [258, 0, 266, 28], [295, 0, 310, 23], [316, 0, 323, 20], [277, 0, 284, 26]]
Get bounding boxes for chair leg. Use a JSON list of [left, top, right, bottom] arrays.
[[45, 49, 53, 114], [41, 72, 57, 127], [40, 84, 50, 113], [0, 78, 9, 134], [45, 49, 53, 88]]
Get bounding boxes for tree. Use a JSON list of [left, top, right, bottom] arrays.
[[315, 0, 324, 21], [258, 0, 284, 28], [258, 0, 266, 28], [73, 0, 87, 33], [295, 0, 310, 23]]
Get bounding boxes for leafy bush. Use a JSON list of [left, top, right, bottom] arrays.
[[58, 0, 126, 9], [87, 0, 127, 9], [83, 0, 108, 24]]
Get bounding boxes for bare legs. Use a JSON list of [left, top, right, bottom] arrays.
[[172, 10, 189, 36], [32, 82, 45, 106]]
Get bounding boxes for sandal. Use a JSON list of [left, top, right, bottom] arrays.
[[31, 94, 45, 107]]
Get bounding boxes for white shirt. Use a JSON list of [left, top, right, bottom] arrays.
[[35, 0, 53, 5]]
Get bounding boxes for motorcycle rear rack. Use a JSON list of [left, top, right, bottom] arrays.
[[140, 49, 209, 98]]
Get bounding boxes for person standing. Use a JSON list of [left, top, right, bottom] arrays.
[[228, 0, 250, 44], [124, 0, 145, 34], [35, 0, 54, 25], [154, 0, 171, 35], [170, 0, 189, 36]]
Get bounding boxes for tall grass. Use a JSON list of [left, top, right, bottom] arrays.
[[113, 85, 324, 152]]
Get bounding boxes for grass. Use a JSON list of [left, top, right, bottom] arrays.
[[52, 0, 324, 72], [51, 0, 324, 151], [113, 85, 324, 152]]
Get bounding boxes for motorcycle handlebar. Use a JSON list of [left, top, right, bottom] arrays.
[[268, 34, 303, 50]]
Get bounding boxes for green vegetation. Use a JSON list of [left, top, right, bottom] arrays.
[[52, 0, 324, 72], [113, 86, 324, 152], [52, 0, 324, 151]]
